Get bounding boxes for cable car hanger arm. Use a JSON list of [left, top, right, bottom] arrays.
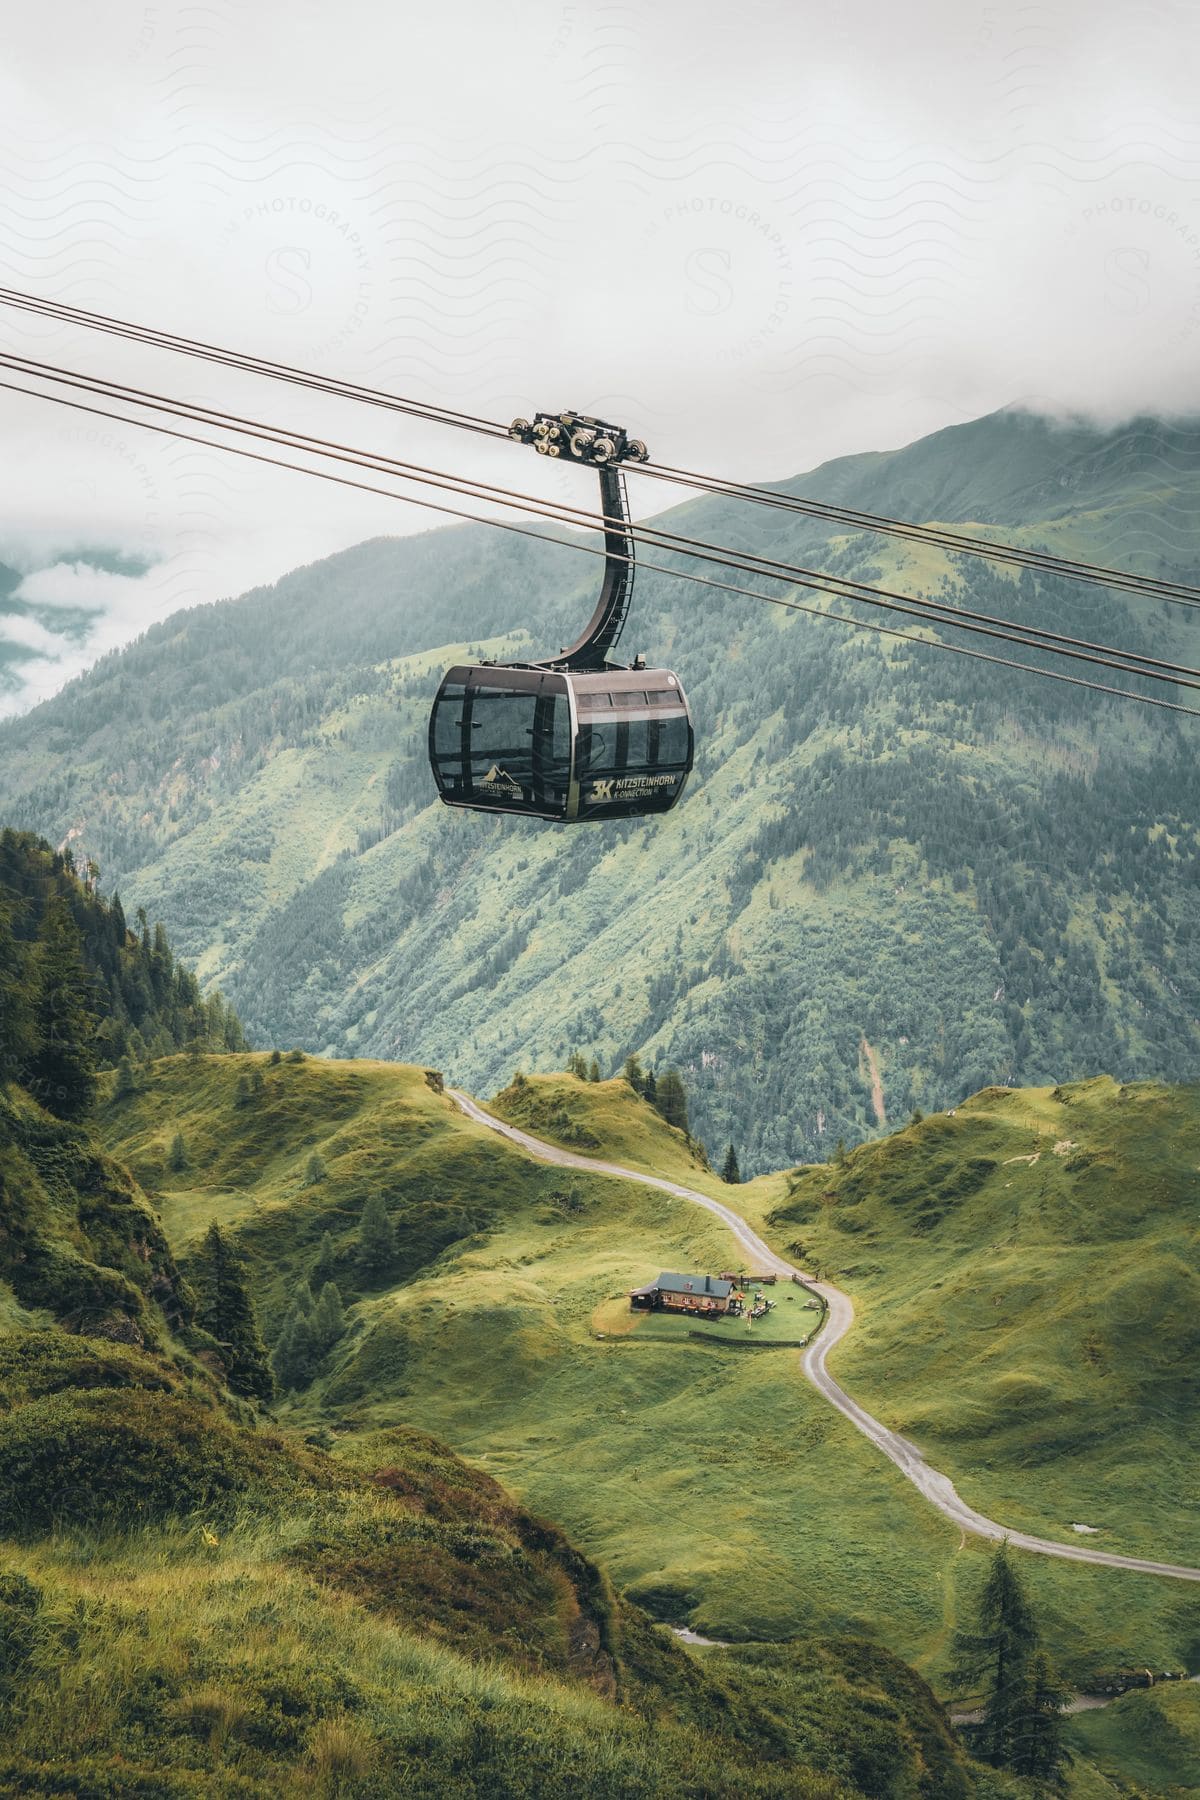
[[506, 410, 647, 670]]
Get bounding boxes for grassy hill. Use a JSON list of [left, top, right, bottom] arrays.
[[3, 1330, 980, 1797], [765, 1075, 1200, 1574], [0, 1079, 192, 1344], [1065, 1680, 1200, 1797], [0, 1095, 987, 1794], [95, 1056, 1200, 1771], [4, 410, 1200, 1171]]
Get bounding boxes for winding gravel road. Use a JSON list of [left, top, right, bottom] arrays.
[[449, 1089, 1200, 1584]]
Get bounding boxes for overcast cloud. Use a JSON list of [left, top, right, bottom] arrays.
[[2, 0, 1199, 713]]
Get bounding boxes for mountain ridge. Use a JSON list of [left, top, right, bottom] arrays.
[[3, 405, 1200, 1170]]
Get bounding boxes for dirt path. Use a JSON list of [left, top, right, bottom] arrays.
[[448, 1088, 1200, 1586]]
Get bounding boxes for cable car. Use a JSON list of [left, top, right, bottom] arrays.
[[428, 410, 694, 822]]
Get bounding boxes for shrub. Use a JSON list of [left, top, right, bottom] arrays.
[[0, 1389, 329, 1533], [0, 1334, 178, 1407]]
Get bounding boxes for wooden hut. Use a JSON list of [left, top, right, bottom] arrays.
[[628, 1272, 741, 1316]]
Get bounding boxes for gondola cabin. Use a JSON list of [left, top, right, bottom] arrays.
[[428, 663, 694, 822], [427, 408, 695, 825]]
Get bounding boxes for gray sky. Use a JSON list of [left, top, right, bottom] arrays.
[[2, 0, 1200, 713]]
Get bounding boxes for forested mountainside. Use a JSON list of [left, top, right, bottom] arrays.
[[0, 828, 245, 1082], [3, 408, 1200, 1172], [0, 832, 244, 1342]]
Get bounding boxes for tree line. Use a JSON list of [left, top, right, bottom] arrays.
[[0, 828, 246, 1121]]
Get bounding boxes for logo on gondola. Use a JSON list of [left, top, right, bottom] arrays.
[[587, 774, 678, 803], [479, 764, 523, 797]]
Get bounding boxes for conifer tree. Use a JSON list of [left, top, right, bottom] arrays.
[[1016, 1651, 1071, 1787], [270, 1312, 302, 1391], [114, 1055, 136, 1099], [643, 1069, 657, 1107], [623, 1054, 644, 1094], [0, 899, 39, 1084], [313, 1281, 347, 1352], [356, 1192, 396, 1282], [26, 896, 97, 1120], [195, 1223, 273, 1402], [311, 1231, 339, 1293], [304, 1151, 327, 1186], [953, 1542, 1045, 1775], [588, 1059, 601, 1083], [168, 1131, 188, 1172], [654, 1069, 689, 1134], [721, 1142, 741, 1184], [567, 1051, 588, 1080], [272, 1298, 317, 1392]]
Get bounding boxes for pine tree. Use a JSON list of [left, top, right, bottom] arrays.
[[195, 1223, 273, 1403], [269, 1048, 282, 1066], [566, 1051, 588, 1080], [304, 1151, 327, 1186], [168, 1131, 188, 1172], [114, 1055, 136, 1099], [642, 1069, 657, 1107], [1015, 1651, 1072, 1787], [654, 1069, 689, 1133], [312, 1231, 339, 1292], [588, 1059, 600, 1083], [234, 1073, 252, 1107], [953, 1541, 1041, 1772], [313, 1281, 347, 1352], [356, 1192, 396, 1283], [26, 896, 98, 1120], [721, 1142, 741, 1184], [270, 1312, 299, 1390], [0, 899, 39, 1084], [623, 1054, 644, 1094], [271, 1300, 317, 1392]]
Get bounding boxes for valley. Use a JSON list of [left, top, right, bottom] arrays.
[[2, 835, 1198, 1793], [95, 1056, 1200, 1711], [4, 404, 1200, 1794]]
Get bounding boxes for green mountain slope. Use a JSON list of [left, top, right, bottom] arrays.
[[95, 1058, 1200, 1733], [4, 410, 1200, 1170], [764, 1075, 1200, 1570], [0, 1080, 194, 1343], [0, 827, 246, 1068], [0, 1063, 975, 1793], [0, 1331, 974, 1797], [0, 830, 246, 1347]]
